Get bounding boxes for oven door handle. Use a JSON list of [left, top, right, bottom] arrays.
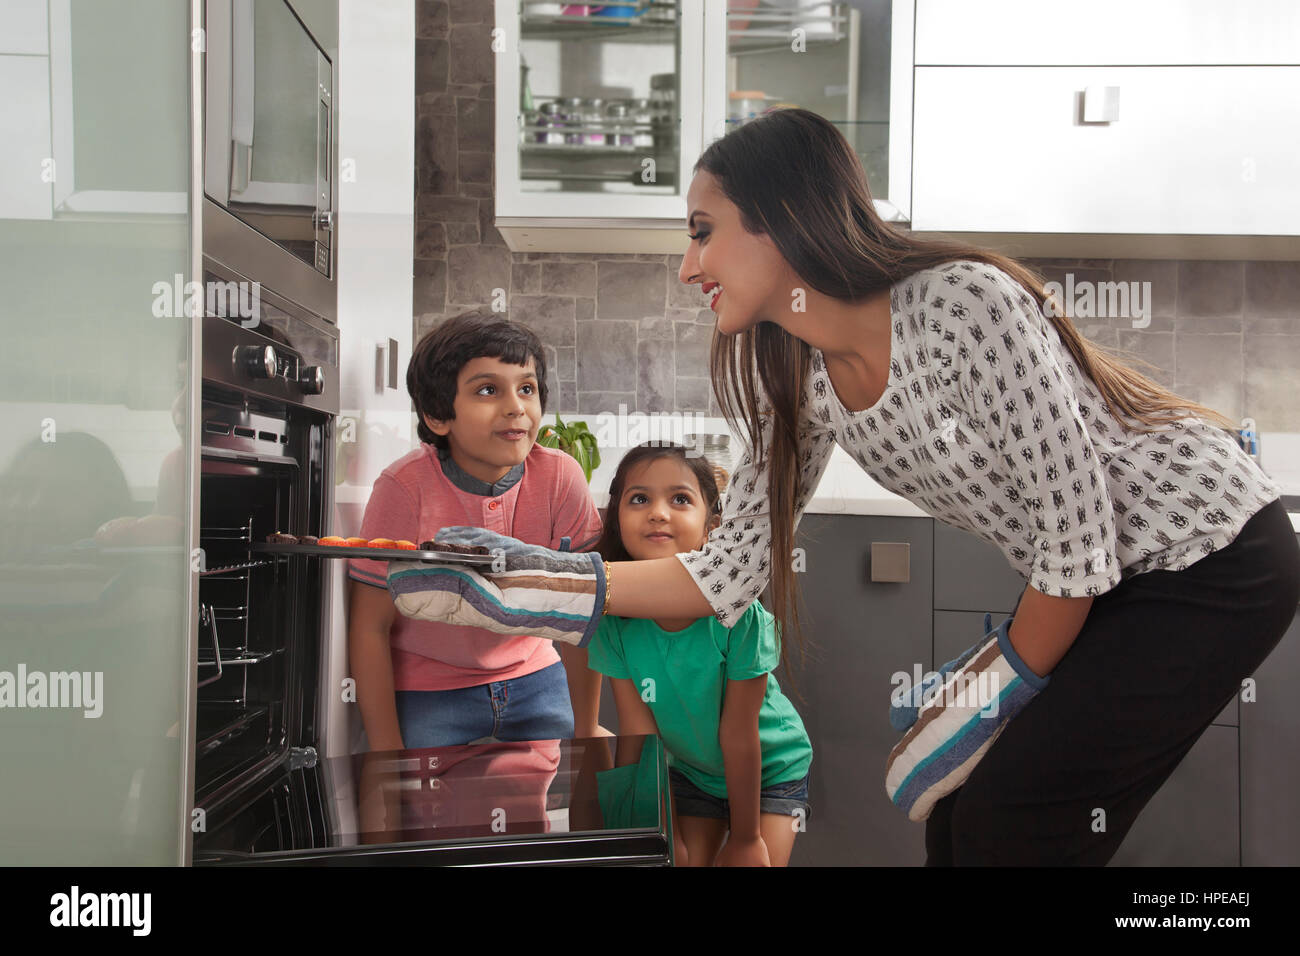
[[197, 602, 225, 688]]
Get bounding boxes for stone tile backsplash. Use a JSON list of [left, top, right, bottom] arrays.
[[414, 0, 1300, 433]]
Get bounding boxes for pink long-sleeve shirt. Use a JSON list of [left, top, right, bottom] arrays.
[[349, 442, 602, 691]]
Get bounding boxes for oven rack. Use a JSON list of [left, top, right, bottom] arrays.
[[196, 703, 270, 757], [203, 523, 254, 542], [200, 559, 275, 577], [198, 647, 279, 667]]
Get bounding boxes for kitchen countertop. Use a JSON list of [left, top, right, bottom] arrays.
[[583, 420, 1300, 533], [336, 420, 1300, 532]]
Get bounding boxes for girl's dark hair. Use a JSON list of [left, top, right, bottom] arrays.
[[407, 309, 549, 449], [594, 442, 722, 564], [696, 107, 1237, 670]]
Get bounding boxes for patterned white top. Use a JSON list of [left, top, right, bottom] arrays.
[[679, 260, 1281, 628]]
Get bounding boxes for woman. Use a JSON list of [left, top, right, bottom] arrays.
[[389, 109, 1299, 866]]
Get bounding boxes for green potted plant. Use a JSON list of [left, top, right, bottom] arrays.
[[537, 413, 601, 482]]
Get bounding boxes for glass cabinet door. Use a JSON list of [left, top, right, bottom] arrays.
[[702, 0, 913, 222], [495, 0, 705, 220]]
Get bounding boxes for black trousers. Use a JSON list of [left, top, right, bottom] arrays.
[[925, 497, 1300, 866]]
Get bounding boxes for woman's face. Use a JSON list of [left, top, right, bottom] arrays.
[[678, 170, 794, 336], [616, 456, 718, 562]]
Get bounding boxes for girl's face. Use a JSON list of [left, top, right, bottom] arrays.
[[616, 456, 719, 562], [678, 170, 797, 336]]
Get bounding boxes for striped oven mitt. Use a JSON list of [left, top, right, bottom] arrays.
[[385, 526, 606, 648], [884, 614, 1050, 822]]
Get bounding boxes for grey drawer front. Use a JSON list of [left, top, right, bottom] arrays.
[[933, 521, 1026, 612], [1241, 611, 1300, 866], [785, 513, 933, 866], [1111, 724, 1239, 867]]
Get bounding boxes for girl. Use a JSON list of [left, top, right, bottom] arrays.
[[394, 108, 1299, 866], [584, 442, 813, 867]]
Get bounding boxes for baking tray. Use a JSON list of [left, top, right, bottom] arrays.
[[250, 542, 496, 565]]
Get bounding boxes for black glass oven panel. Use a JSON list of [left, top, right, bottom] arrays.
[[203, 271, 338, 368], [195, 737, 672, 866]]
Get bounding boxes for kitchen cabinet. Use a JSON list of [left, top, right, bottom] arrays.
[[493, 0, 706, 251], [1240, 545, 1300, 866], [911, 65, 1300, 236], [0, 0, 194, 865], [909, 0, 1300, 244], [493, 0, 914, 251], [0, 0, 47, 54], [326, 0, 415, 760], [0, 54, 53, 219], [914, 0, 1300, 67], [1110, 725, 1240, 867], [933, 519, 1024, 614], [705, 0, 913, 224], [779, 512, 934, 866], [46, 0, 189, 215]]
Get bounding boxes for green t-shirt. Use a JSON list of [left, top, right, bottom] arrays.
[[586, 602, 813, 799]]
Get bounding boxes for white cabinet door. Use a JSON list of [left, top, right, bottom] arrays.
[[0, 0, 48, 54], [0, 54, 53, 219], [915, 0, 1300, 66], [494, 0, 705, 223], [911, 65, 1300, 235]]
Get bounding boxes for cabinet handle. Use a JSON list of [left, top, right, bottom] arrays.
[[870, 542, 910, 583], [1081, 85, 1120, 124]]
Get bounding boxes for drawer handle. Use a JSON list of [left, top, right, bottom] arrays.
[[870, 542, 910, 583], [1081, 85, 1120, 124]]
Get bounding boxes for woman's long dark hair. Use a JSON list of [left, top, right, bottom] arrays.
[[696, 107, 1237, 668], [595, 442, 721, 564]]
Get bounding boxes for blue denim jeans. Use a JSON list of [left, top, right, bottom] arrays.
[[669, 767, 812, 822], [394, 661, 574, 749]]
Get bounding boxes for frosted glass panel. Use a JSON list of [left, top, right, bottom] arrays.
[[0, 0, 193, 864]]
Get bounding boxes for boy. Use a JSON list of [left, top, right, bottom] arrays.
[[347, 310, 603, 751]]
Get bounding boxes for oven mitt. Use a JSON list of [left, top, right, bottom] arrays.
[[884, 614, 1050, 822], [888, 615, 999, 732], [385, 526, 606, 648]]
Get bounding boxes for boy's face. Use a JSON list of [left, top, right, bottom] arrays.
[[424, 356, 542, 485]]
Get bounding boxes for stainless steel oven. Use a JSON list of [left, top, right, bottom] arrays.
[[193, 268, 337, 853], [204, 0, 336, 323]]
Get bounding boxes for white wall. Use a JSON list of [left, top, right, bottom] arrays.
[[325, 0, 416, 758]]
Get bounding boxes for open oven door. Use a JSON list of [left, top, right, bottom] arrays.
[[194, 734, 675, 866]]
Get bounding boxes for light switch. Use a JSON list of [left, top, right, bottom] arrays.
[[870, 541, 910, 583]]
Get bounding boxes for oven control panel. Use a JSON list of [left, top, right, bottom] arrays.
[[207, 318, 338, 414]]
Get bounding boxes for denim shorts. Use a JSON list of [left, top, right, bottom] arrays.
[[394, 661, 574, 749], [669, 767, 812, 822]]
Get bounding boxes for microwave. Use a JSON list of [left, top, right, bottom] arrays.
[[204, 0, 336, 323]]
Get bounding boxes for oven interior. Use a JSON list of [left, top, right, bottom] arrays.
[[194, 386, 327, 843]]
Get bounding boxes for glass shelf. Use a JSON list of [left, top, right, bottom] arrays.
[[724, 1, 896, 210], [727, 4, 851, 52], [515, 0, 683, 197]]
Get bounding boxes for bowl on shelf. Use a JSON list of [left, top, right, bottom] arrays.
[[592, 2, 640, 17]]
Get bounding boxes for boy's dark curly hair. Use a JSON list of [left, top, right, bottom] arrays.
[[407, 310, 549, 449]]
